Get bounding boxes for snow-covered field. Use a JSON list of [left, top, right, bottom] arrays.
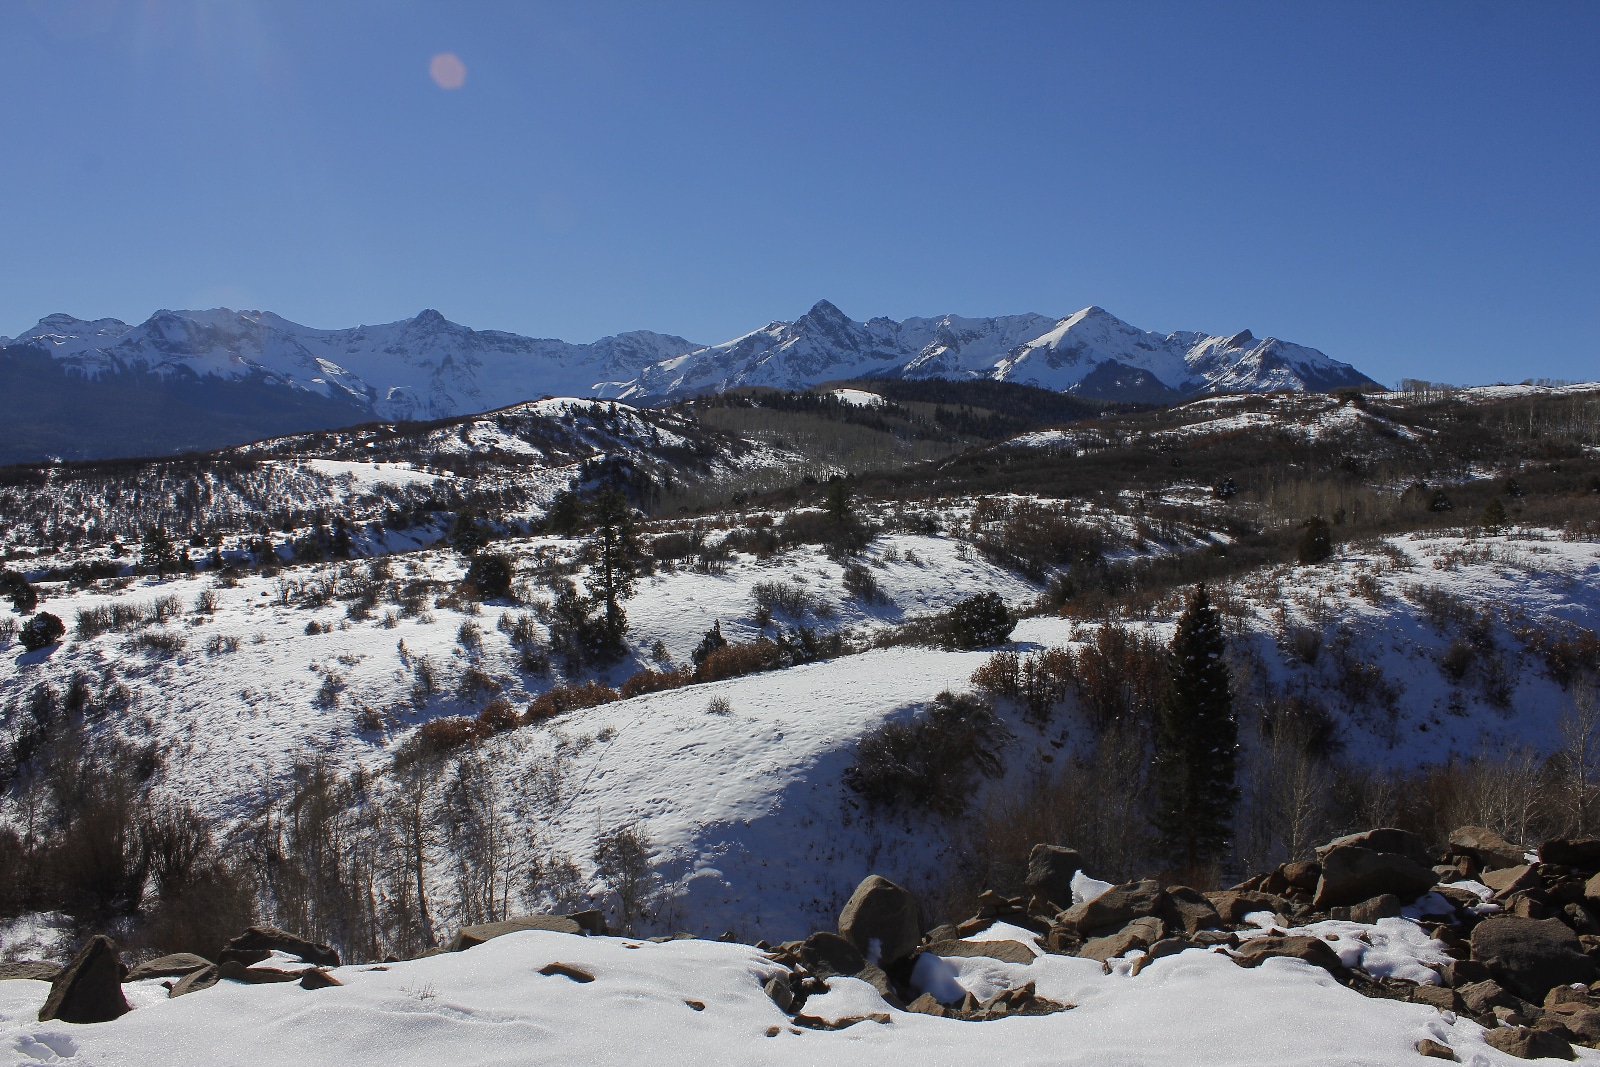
[[0, 921, 1531, 1067]]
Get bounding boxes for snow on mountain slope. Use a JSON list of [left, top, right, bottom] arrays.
[[999, 392, 1428, 455], [0, 397, 771, 562], [617, 301, 1374, 403], [987, 306, 1373, 400], [9, 301, 1372, 434], [0, 925, 1506, 1067], [10, 308, 702, 423]]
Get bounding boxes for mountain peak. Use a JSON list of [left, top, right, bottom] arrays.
[[413, 309, 448, 327], [801, 299, 850, 324]]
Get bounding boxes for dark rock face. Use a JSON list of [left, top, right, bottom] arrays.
[[1543, 839, 1600, 870], [1231, 935, 1347, 978], [1060, 879, 1164, 936], [1313, 846, 1437, 908], [447, 915, 584, 951], [837, 875, 921, 966], [221, 926, 340, 968], [37, 936, 130, 1024], [797, 932, 867, 979], [1281, 861, 1322, 890], [1471, 916, 1598, 1001], [1023, 845, 1081, 911]]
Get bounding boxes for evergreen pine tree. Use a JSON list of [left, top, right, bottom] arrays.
[[1480, 496, 1508, 534], [1152, 584, 1239, 871], [140, 526, 183, 575], [585, 490, 638, 658]]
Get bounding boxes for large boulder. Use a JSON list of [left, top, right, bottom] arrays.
[[1079, 917, 1164, 963], [1231, 935, 1347, 978], [1313, 846, 1437, 908], [1060, 879, 1165, 936], [1471, 916, 1598, 1001], [0, 961, 61, 982], [1450, 826, 1528, 870], [37, 936, 130, 1024], [221, 926, 339, 968], [1483, 1026, 1574, 1061], [838, 875, 920, 966], [1281, 861, 1322, 891], [1543, 839, 1600, 871], [1161, 886, 1222, 935], [1482, 864, 1540, 898], [1023, 845, 1081, 911], [798, 931, 866, 979], [125, 953, 211, 982], [1316, 828, 1435, 869], [448, 915, 583, 951]]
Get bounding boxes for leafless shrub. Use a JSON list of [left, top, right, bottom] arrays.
[[593, 824, 655, 933], [526, 681, 619, 722], [751, 579, 817, 618], [205, 633, 239, 656], [125, 630, 187, 656], [456, 666, 498, 701]]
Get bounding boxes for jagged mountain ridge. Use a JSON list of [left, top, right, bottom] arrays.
[[0, 301, 1375, 462], [626, 301, 1374, 404]]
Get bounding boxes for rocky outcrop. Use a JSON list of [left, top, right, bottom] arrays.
[[0, 961, 61, 982]]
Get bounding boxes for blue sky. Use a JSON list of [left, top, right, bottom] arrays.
[[1, 1, 1595, 385]]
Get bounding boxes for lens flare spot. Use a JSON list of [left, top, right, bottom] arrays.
[[429, 52, 466, 90]]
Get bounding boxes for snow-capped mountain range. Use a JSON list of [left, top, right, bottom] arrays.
[[0, 301, 1374, 462]]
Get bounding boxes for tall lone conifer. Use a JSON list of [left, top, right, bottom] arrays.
[[1152, 584, 1239, 871]]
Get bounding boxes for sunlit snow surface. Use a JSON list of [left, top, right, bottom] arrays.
[[0, 927, 1518, 1067]]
